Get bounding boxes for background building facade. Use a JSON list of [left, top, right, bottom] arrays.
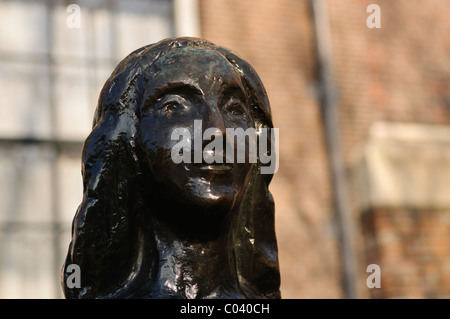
[[0, 0, 449, 298]]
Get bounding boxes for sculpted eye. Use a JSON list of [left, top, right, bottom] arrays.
[[161, 101, 182, 115], [224, 99, 247, 119], [156, 95, 188, 118]]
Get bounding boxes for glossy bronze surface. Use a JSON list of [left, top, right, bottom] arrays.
[[61, 37, 280, 299]]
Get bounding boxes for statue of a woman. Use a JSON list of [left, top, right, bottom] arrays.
[[61, 37, 280, 299]]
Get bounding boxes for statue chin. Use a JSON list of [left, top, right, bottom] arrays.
[[154, 177, 237, 217], [147, 160, 244, 215], [184, 177, 237, 208]]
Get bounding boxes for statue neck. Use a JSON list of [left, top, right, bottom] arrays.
[[150, 219, 243, 298]]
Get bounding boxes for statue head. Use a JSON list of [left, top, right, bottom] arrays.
[[62, 37, 280, 299]]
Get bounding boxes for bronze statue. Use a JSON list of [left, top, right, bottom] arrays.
[[61, 37, 280, 299]]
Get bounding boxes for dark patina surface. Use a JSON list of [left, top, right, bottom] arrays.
[[61, 37, 280, 299]]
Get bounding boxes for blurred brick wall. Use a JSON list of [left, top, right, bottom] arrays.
[[362, 209, 450, 298], [199, 0, 450, 298], [328, 0, 450, 162], [328, 0, 450, 298]]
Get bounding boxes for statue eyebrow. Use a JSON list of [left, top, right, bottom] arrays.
[[151, 83, 203, 103], [220, 83, 246, 104]]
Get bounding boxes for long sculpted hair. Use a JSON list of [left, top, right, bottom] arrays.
[[61, 37, 280, 299]]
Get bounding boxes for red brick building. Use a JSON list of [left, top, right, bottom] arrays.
[[199, 0, 450, 298]]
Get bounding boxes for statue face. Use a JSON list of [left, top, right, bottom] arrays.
[[140, 48, 255, 214]]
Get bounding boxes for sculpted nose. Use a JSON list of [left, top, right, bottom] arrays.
[[200, 100, 228, 163], [203, 100, 226, 134]]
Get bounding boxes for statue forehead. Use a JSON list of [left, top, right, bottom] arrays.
[[153, 47, 238, 82]]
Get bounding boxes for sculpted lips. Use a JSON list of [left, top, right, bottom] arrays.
[[199, 164, 232, 172]]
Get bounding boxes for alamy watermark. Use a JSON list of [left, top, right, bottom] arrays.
[[66, 4, 81, 29], [170, 120, 279, 174], [66, 262, 381, 291], [65, 264, 81, 289], [366, 264, 381, 288], [366, 4, 381, 29]]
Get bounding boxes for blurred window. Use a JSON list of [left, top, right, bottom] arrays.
[[0, 0, 175, 298]]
